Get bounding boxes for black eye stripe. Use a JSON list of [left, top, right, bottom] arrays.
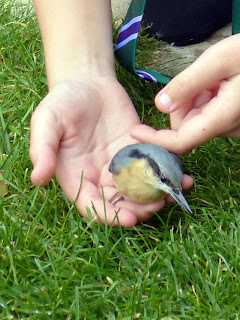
[[161, 177, 173, 188], [128, 151, 175, 188], [146, 157, 161, 177], [129, 150, 161, 177], [147, 157, 175, 189], [129, 149, 146, 159]]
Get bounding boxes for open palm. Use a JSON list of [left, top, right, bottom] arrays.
[[30, 78, 170, 226]]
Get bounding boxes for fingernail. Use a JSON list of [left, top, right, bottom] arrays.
[[158, 93, 173, 109]]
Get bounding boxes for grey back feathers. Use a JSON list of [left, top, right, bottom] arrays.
[[109, 143, 183, 189]]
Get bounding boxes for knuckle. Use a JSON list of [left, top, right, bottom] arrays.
[[171, 75, 188, 97]]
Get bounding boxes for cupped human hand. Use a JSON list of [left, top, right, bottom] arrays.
[[30, 78, 193, 226], [131, 34, 240, 154]]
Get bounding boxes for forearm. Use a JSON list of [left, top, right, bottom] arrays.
[[33, 0, 116, 88]]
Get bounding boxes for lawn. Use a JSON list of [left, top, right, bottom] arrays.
[[1, 1, 240, 319]]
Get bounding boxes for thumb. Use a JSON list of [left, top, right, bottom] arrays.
[[155, 35, 240, 113], [29, 104, 63, 186]]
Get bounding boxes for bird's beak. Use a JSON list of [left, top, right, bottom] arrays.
[[169, 190, 192, 215]]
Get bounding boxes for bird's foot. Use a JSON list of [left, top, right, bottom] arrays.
[[108, 190, 124, 205]]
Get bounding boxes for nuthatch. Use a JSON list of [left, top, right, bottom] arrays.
[[108, 143, 192, 214]]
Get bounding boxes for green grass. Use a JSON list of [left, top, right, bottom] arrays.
[[1, 1, 240, 319]]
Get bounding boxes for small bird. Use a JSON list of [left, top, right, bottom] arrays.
[[108, 143, 192, 214]]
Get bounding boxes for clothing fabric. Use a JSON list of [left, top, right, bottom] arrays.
[[143, 0, 232, 46]]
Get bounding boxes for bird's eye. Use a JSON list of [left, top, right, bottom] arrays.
[[161, 178, 168, 183]]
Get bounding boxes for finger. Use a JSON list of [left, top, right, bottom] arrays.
[[103, 185, 166, 224], [182, 174, 194, 189], [64, 180, 139, 227], [108, 175, 192, 224], [30, 105, 63, 186], [84, 198, 140, 227], [130, 124, 160, 145], [130, 124, 191, 154], [133, 76, 240, 154], [65, 171, 191, 226], [113, 198, 166, 224], [155, 35, 240, 113], [169, 89, 215, 130], [60, 171, 166, 227], [132, 91, 231, 155], [166, 174, 193, 203], [65, 181, 165, 227], [55, 167, 137, 227], [131, 125, 209, 155]]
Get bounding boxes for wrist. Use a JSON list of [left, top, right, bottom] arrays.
[[45, 50, 116, 89]]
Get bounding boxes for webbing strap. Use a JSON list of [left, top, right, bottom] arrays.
[[115, 0, 240, 84], [233, 0, 240, 34], [115, 0, 170, 84]]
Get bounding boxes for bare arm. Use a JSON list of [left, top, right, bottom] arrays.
[[33, 0, 116, 88]]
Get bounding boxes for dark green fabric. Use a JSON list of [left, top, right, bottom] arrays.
[[116, 0, 239, 84], [233, 0, 240, 34], [115, 0, 146, 74], [115, 0, 170, 83]]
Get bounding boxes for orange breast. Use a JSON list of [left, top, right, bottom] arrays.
[[112, 159, 165, 204]]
